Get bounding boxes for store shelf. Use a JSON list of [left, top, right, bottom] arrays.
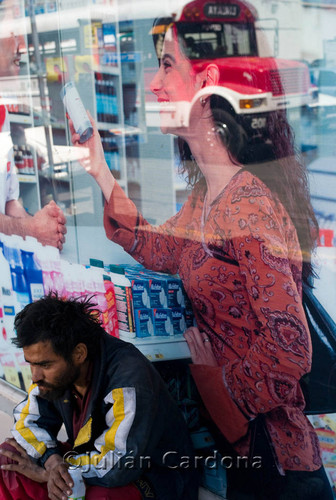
[[98, 122, 142, 136], [93, 65, 120, 76], [17, 174, 38, 183], [120, 334, 191, 361], [8, 113, 32, 124]]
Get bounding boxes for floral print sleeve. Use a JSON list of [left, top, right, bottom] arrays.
[[219, 176, 312, 418], [104, 182, 195, 275]]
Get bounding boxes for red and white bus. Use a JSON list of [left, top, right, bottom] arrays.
[[150, 0, 316, 140]]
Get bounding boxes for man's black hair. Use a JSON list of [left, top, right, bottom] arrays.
[[12, 293, 103, 361]]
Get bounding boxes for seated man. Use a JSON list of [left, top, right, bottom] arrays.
[[0, 294, 198, 500]]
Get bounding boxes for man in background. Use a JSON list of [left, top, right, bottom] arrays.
[[0, 0, 66, 250]]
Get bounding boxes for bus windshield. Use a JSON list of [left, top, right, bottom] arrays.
[[177, 22, 257, 59]]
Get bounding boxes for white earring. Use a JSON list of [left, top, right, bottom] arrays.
[[206, 129, 215, 147]]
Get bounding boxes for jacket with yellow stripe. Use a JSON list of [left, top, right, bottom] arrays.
[[12, 332, 197, 497]]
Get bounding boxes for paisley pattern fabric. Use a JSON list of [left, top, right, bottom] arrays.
[[104, 170, 322, 472]]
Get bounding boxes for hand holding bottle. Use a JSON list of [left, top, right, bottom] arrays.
[[69, 112, 115, 202]]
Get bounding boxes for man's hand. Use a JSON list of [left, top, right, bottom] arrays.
[[30, 200, 67, 250], [0, 438, 48, 483], [45, 454, 74, 500]]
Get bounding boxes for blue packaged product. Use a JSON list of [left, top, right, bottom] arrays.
[[166, 278, 185, 308], [148, 278, 168, 308], [21, 239, 44, 303], [134, 308, 154, 338], [130, 277, 151, 309], [153, 308, 174, 336], [2, 237, 30, 310], [171, 307, 187, 335]]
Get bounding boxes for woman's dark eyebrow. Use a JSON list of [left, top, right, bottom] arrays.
[[162, 53, 176, 64]]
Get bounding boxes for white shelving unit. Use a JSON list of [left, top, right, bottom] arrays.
[[120, 334, 191, 361]]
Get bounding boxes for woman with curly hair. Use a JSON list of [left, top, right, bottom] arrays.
[[71, 8, 332, 499]]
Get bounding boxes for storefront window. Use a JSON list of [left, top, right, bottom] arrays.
[[1, 0, 336, 496]]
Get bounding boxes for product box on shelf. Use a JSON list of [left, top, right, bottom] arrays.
[[108, 264, 135, 338], [148, 276, 169, 309], [171, 307, 187, 335], [134, 308, 154, 338], [166, 277, 185, 308], [127, 275, 151, 310], [153, 308, 174, 337]]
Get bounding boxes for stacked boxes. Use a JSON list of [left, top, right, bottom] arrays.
[[115, 265, 194, 339]]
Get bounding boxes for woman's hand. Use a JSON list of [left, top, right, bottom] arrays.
[[183, 326, 218, 366], [69, 111, 115, 201]]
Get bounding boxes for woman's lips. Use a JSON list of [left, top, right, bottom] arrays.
[[13, 55, 21, 67]]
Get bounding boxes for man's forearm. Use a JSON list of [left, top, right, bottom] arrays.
[[0, 212, 33, 238]]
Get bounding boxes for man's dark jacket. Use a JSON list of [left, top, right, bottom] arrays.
[[12, 332, 198, 499]]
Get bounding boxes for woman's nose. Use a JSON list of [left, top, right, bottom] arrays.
[[150, 68, 163, 95]]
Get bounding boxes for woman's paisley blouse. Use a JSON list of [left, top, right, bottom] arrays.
[[104, 170, 322, 472]]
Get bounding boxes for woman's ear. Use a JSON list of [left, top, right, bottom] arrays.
[[196, 64, 220, 90]]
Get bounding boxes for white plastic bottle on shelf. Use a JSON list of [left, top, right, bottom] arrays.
[[61, 260, 75, 299], [36, 245, 64, 296], [109, 265, 135, 339], [81, 267, 105, 325], [48, 246, 64, 296], [35, 245, 53, 294], [92, 268, 110, 333], [71, 264, 86, 298], [81, 266, 94, 297]]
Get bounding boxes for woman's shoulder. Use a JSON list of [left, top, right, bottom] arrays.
[[223, 168, 282, 211]]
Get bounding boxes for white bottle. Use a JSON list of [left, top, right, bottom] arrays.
[[109, 265, 135, 339], [71, 264, 86, 297], [61, 260, 75, 299], [61, 82, 93, 144], [47, 246, 64, 297], [67, 467, 86, 500], [35, 245, 54, 294]]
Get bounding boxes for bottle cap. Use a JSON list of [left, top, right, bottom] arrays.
[[109, 264, 125, 275], [90, 258, 104, 268]]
